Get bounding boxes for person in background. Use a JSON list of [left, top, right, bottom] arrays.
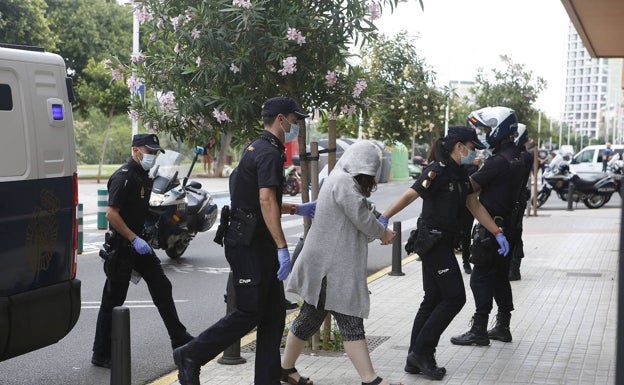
[[380, 127, 506, 381], [283, 140, 399, 385], [602, 142, 614, 172], [173, 97, 315, 385], [203, 136, 216, 175], [92, 133, 193, 368]]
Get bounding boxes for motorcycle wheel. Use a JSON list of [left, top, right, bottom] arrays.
[[285, 178, 299, 196], [583, 194, 608, 209], [536, 190, 549, 208], [166, 241, 189, 259]]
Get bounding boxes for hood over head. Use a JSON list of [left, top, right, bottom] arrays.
[[336, 140, 382, 177]]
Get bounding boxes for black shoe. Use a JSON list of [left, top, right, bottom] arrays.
[[450, 330, 490, 346], [284, 299, 299, 310], [488, 325, 513, 342], [173, 347, 201, 385], [463, 263, 472, 274], [91, 353, 111, 369], [406, 353, 445, 380], [172, 331, 195, 349]]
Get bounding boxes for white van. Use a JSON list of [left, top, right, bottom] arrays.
[[569, 144, 624, 179], [0, 44, 80, 361]]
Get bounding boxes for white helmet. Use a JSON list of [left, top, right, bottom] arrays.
[[467, 106, 518, 148], [515, 123, 528, 147]]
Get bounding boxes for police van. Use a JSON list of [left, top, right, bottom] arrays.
[[0, 44, 80, 361]]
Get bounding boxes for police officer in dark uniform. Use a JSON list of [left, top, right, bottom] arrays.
[[92, 133, 193, 368], [173, 97, 316, 385], [451, 107, 532, 347], [381, 126, 507, 380]]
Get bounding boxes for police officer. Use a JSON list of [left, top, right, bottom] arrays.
[[92, 133, 193, 368], [451, 107, 532, 347], [173, 97, 316, 385], [508, 123, 534, 281], [381, 126, 507, 380]]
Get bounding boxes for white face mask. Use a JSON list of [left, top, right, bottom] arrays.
[[140, 152, 157, 170], [280, 117, 299, 143]]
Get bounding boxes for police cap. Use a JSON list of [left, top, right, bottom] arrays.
[[132, 133, 165, 153], [261, 96, 309, 120], [447, 126, 486, 150]]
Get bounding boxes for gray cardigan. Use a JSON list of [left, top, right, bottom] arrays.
[[286, 141, 385, 318]]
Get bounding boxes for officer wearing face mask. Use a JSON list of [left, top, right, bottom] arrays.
[[92, 133, 194, 368], [173, 97, 316, 385]]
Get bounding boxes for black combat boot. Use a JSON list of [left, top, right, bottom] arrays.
[[450, 314, 490, 346], [405, 352, 445, 380], [487, 312, 512, 342], [509, 258, 522, 281]]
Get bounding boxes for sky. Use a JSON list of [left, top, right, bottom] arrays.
[[375, 0, 572, 119]]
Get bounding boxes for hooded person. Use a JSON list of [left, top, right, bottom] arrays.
[[281, 140, 402, 385]]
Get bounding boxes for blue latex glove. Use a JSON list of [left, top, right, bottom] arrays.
[[296, 201, 316, 218], [277, 247, 292, 281], [495, 233, 510, 256], [131, 236, 152, 255], [378, 215, 389, 228]]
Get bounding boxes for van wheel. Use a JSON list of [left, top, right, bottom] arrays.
[[166, 241, 189, 259], [583, 194, 607, 209]]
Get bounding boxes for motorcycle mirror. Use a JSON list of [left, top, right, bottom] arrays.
[[195, 146, 205, 156]]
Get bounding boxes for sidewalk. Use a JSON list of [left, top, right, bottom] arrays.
[[149, 203, 620, 385]]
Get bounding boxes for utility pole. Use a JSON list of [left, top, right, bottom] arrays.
[[537, 110, 542, 148], [131, 8, 139, 138]]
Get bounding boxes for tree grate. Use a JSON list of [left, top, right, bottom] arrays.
[[241, 335, 390, 356]]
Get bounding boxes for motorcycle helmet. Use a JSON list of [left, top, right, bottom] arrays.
[[557, 162, 570, 174], [467, 106, 518, 148], [515, 123, 528, 148]]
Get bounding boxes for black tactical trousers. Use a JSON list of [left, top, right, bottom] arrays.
[[408, 241, 466, 356], [93, 248, 187, 358], [183, 236, 285, 385], [470, 249, 514, 316]]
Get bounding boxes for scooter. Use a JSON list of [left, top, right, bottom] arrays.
[[535, 162, 616, 209], [143, 146, 218, 259], [283, 165, 302, 196]]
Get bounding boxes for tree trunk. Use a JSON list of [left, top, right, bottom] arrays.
[[215, 131, 233, 177], [97, 106, 115, 184]]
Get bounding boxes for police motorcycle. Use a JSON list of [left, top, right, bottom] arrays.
[[535, 162, 616, 209], [607, 153, 624, 200], [143, 146, 218, 259]]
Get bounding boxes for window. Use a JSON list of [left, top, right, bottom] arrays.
[[0, 84, 12, 111], [575, 149, 594, 163]]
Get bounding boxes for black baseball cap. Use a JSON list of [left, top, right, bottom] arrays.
[[261, 97, 309, 120], [132, 133, 165, 153], [447, 126, 486, 150]]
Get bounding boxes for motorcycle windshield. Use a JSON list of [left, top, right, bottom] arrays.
[[150, 150, 189, 181]]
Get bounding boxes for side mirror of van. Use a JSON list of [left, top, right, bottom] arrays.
[[570, 156, 578, 164]]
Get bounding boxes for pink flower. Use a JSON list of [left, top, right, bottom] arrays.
[[103, 59, 112, 69], [111, 69, 123, 81], [325, 71, 338, 87], [150, 33, 157, 42], [278, 56, 297, 76], [156, 18, 165, 29], [126, 76, 142, 93], [352, 79, 367, 98], [191, 29, 201, 40], [130, 52, 145, 63], [196, 57, 202, 66], [158, 91, 176, 111], [174, 44, 181, 53], [232, 0, 251, 9], [368, 2, 381, 21], [286, 28, 306, 46], [134, 7, 153, 24], [341, 104, 357, 116], [213, 109, 231, 123], [230, 63, 240, 73]]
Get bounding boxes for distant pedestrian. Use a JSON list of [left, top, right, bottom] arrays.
[[602, 142, 614, 172], [203, 136, 216, 174]]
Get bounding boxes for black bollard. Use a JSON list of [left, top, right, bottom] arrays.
[[567, 182, 575, 211], [217, 272, 247, 365], [111, 306, 131, 385], [389, 221, 405, 276]]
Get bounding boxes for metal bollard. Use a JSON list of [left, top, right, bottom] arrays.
[[77, 203, 83, 254], [567, 182, 574, 211], [217, 272, 247, 365], [389, 221, 405, 276], [98, 188, 108, 229], [111, 306, 131, 385]]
